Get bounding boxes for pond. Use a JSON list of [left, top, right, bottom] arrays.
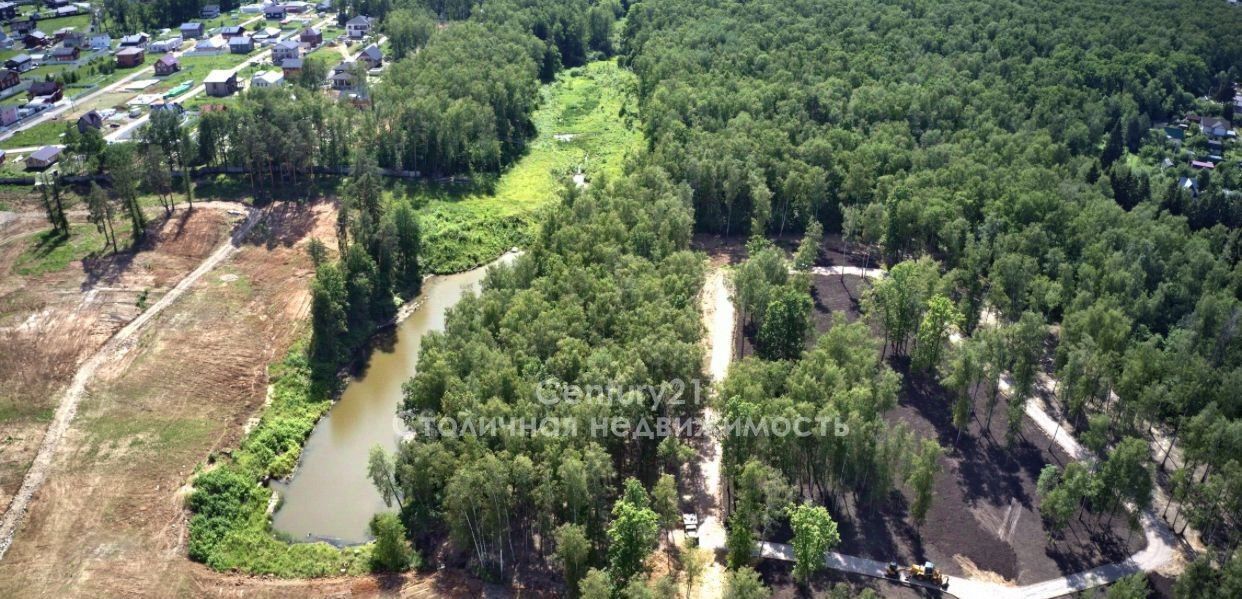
[[270, 252, 517, 545]]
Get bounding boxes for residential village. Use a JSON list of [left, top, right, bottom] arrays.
[[0, 0, 384, 172]]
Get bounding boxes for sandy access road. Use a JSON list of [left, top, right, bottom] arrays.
[[696, 264, 1181, 599], [689, 265, 734, 599], [0, 205, 263, 561]]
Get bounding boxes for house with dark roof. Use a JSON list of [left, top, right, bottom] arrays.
[[49, 45, 79, 62], [220, 25, 247, 39], [272, 40, 300, 62], [119, 33, 149, 48], [281, 57, 302, 78], [11, 18, 35, 34], [1201, 117, 1232, 138], [27, 81, 62, 101], [26, 146, 61, 169], [0, 2, 17, 20], [59, 30, 85, 48], [204, 69, 238, 96], [4, 53, 32, 72], [77, 109, 103, 133], [228, 35, 253, 54], [23, 31, 50, 48], [180, 22, 205, 39], [154, 52, 180, 75], [54, 5, 78, 17], [201, 4, 220, 18], [331, 69, 355, 90], [115, 46, 145, 67], [43, 0, 69, 8], [346, 16, 372, 39], [264, 4, 285, 20], [0, 69, 20, 92], [300, 26, 322, 46], [358, 43, 381, 69]]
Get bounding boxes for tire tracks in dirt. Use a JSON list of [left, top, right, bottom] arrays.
[[0, 206, 263, 561]]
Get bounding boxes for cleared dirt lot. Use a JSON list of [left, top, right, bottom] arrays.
[[0, 200, 331, 597], [0, 202, 232, 514]]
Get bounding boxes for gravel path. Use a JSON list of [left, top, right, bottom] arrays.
[[0, 206, 262, 561]]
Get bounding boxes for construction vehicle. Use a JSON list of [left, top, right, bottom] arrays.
[[885, 562, 901, 578], [907, 561, 948, 588]]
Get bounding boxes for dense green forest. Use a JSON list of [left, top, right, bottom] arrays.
[[352, 0, 1242, 594], [624, 0, 1242, 561], [142, 0, 1242, 593]]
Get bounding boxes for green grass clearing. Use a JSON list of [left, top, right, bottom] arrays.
[[410, 59, 642, 273]]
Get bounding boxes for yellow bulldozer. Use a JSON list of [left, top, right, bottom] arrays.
[[886, 561, 948, 588], [909, 561, 948, 587]]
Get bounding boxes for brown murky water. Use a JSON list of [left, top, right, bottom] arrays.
[[271, 253, 516, 545]]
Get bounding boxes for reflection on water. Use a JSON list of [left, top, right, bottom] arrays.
[[271, 253, 517, 544]]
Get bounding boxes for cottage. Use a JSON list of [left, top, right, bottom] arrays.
[[1178, 177, 1200, 198], [77, 109, 103, 133], [180, 22, 206, 39], [201, 4, 220, 18], [27, 81, 62, 101], [1190, 160, 1215, 170], [280, 57, 302, 78], [272, 39, 300, 62], [252, 70, 282, 88], [0, 2, 17, 20], [284, 1, 311, 13], [60, 30, 85, 48], [0, 69, 19, 91], [192, 37, 227, 54], [154, 52, 180, 75], [89, 34, 112, 50], [119, 33, 149, 48], [115, 46, 145, 67], [204, 69, 238, 96], [220, 25, 247, 39], [150, 36, 183, 53], [5, 54, 32, 72], [25, 146, 61, 169], [300, 26, 322, 46], [151, 101, 185, 114], [358, 43, 381, 69], [331, 69, 355, 90], [43, 0, 69, 8], [346, 15, 372, 39], [49, 45, 79, 62], [1201, 116, 1232, 138], [11, 19, 35, 34], [263, 5, 285, 20], [54, 5, 78, 17], [23, 31, 50, 48], [228, 35, 253, 54], [252, 26, 280, 43]]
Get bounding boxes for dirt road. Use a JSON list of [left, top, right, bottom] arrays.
[[690, 266, 734, 598], [0, 206, 262, 560]]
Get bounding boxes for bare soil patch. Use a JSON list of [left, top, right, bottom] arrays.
[[816, 357, 1146, 586], [0, 207, 231, 512]]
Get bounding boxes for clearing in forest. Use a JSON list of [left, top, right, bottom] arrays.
[[413, 58, 643, 273]]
